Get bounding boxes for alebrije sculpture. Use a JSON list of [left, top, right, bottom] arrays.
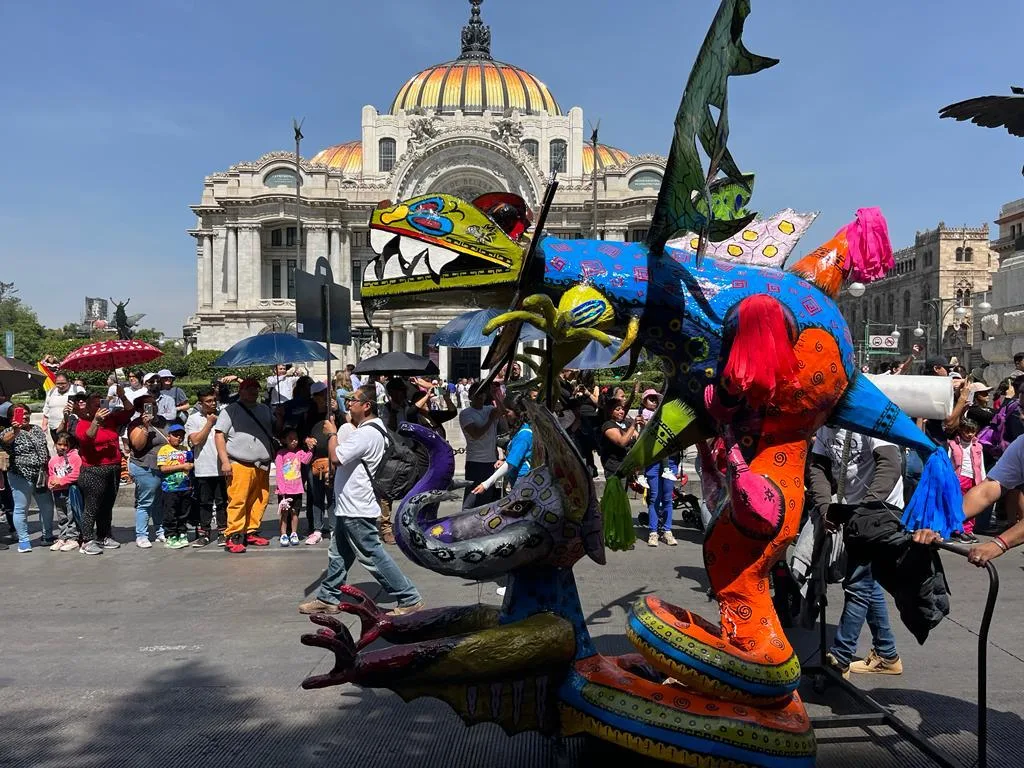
[[302, 1, 963, 765]]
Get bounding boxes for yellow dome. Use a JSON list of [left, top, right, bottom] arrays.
[[582, 144, 631, 174], [390, 1, 559, 117], [310, 140, 362, 173], [391, 59, 560, 117]]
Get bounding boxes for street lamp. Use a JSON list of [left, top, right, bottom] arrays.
[[847, 281, 866, 298], [913, 322, 925, 339], [890, 325, 900, 340], [921, 298, 971, 362]]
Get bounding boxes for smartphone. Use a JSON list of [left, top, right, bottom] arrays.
[[12, 406, 27, 425], [99, 398, 110, 410], [143, 403, 155, 417]]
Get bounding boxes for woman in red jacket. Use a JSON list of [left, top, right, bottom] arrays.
[[70, 390, 133, 555]]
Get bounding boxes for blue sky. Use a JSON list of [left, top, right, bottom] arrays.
[[1, 0, 1020, 335]]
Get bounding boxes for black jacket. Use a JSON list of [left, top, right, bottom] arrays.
[[829, 501, 950, 644]]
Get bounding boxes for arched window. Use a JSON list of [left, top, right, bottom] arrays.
[[964, 247, 973, 262], [955, 247, 964, 262], [922, 283, 931, 302], [956, 288, 972, 307], [264, 169, 299, 188], [862, 300, 869, 321], [378, 138, 396, 173], [873, 298, 881, 320], [886, 293, 894, 320], [628, 170, 664, 191], [521, 139, 539, 163], [851, 306, 858, 328], [549, 139, 567, 174], [903, 290, 911, 321]]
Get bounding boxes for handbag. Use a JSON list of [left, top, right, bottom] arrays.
[[35, 467, 49, 491], [311, 457, 332, 480]]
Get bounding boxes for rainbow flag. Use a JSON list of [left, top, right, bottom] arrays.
[[37, 360, 57, 392]]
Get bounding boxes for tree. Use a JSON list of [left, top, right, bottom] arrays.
[[0, 282, 46, 362]]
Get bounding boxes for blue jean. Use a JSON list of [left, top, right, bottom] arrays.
[[644, 461, 676, 534], [9, 471, 55, 544], [830, 560, 898, 665], [129, 463, 164, 538], [903, 449, 923, 506], [316, 516, 421, 608]]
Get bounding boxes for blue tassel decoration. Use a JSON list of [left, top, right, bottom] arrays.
[[901, 449, 965, 538]]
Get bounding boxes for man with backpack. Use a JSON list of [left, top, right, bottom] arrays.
[[298, 385, 424, 617]]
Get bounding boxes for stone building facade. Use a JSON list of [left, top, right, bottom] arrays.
[[980, 197, 1024, 383], [183, 0, 667, 381], [835, 222, 998, 369]]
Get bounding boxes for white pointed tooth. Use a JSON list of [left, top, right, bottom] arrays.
[[363, 259, 380, 283], [370, 229, 396, 255], [411, 257, 431, 277], [425, 244, 459, 280], [399, 236, 427, 263], [382, 256, 405, 280]]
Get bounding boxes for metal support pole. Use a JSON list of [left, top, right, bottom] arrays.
[[322, 283, 333, 395], [294, 118, 304, 271], [590, 125, 599, 239]]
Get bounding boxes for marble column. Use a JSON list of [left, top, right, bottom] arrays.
[[202, 234, 214, 307], [226, 227, 239, 303], [380, 330, 391, 353], [251, 226, 263, 305], [405, 327, 417, 356], [329, 227, 342, 283], [306, 225, 329, 273], [339, 226, 353, 289]]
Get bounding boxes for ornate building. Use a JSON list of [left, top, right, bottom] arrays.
[[184, 0, 667, 380], [835, 222, 998, 369], [980, 198, 1024, 383]]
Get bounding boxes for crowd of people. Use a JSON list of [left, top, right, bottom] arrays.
[[3, 353, 1023, 636]]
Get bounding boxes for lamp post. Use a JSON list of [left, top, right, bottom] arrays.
[[920, 298, 969, 362]]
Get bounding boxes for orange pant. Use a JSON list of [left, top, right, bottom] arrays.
[[224, 462, 270, 537]]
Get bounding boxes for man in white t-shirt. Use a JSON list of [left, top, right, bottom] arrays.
[[266, 364, 297, 406], [459, 384, 505, 508], [40, 373, 85, 440], [810, 426, 904, 680], [185, 387, 226, 547], [298, 384, 423, 616]]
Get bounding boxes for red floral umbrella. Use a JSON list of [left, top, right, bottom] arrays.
[[59, 339, 164, 372]]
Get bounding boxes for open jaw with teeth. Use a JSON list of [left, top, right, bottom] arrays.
[[365, 229, 463, 285]]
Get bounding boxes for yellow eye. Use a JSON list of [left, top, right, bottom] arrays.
[[727, 244, 743, 257], [763, 245, 779, 258], [778, 220, 795, 235], [742, 230, 758, 241]]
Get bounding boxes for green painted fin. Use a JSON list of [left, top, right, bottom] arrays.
[[601, 475, 635, 552]]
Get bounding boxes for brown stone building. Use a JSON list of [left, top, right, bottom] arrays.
[[836, 222, 998, 369]]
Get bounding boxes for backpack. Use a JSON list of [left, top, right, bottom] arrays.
[[978, 400, 1020, 459], [360, 421, 419, 502]]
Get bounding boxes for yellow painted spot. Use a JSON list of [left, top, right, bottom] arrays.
[[727, 244, 744, 257], [778, 220, 795, 235], [742, 229, 758, 241], [381, 205, 409, 225], [488, 517, 503, 529], [544, 512, 559, 524], [430, 525, 445, 536], [689, 237, 700, 250], [705, 367, 715, 378], [763, 244, 779, 258]]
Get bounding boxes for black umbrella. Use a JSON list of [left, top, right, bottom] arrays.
[[0, 357, 46, 397], [353, 351, 439, 377]]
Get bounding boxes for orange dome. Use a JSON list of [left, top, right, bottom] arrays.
[[310, 140, 362, 173], [391, 59, 560, 117], [582, 144, 631, 174]]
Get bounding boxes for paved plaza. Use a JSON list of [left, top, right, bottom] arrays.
[[2, 488, 1022, 768]]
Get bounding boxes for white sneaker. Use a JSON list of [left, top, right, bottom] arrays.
[[136, 536, 152, 549], [50, 539, 64, 551], [648, 532, 659, 547], [155, 532, 166, 543]]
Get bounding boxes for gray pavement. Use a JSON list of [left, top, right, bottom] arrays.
[[1, 494, 1022, 768]]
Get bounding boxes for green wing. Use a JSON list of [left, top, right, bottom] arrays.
[[646, 0, 778, 257]]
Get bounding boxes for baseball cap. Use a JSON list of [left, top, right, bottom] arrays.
[[157, 369, 174, 378], [969, 382, 993, 394], [239, 377, 260, 389], [143, 372, 158, 383], [642, 388, 660, 400], [310, 380, 328, 395], [949, 371, 964, 380], [925, 357, 948, 372], [69, 391, 89, 401], [166, 423, 186, 433]]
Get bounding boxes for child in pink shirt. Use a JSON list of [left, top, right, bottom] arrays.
[[47, 432, 83, 551], [275, 428, 312, 547]]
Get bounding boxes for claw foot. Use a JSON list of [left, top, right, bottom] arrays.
[[300, 613, 357, 689], [338, 585, 394, 650]]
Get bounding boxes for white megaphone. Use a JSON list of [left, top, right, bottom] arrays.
[[866, 374, 954, 421]]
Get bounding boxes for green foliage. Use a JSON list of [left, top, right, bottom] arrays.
[[0, 282, 46, 362], [184, 349, 263, 382]]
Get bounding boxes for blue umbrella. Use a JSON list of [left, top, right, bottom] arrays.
[[212, 333, 337, 367], [429, 309, 546, 348], [566, 338, 644, 370]]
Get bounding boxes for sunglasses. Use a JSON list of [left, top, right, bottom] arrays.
[[345, 396, 367, 405]]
